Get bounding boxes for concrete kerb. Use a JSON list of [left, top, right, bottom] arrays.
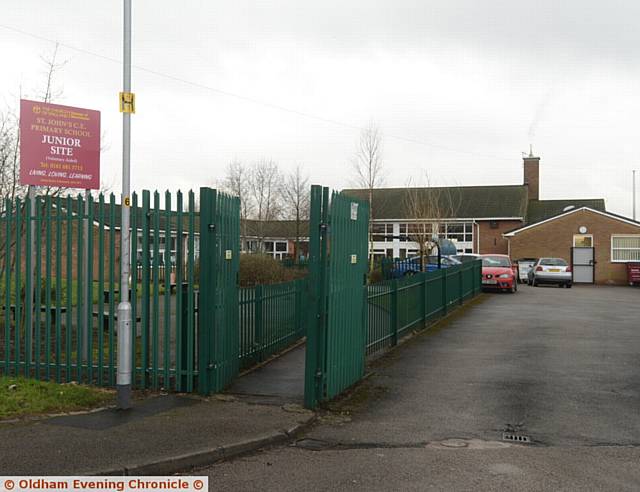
[[81, 414, 317, 476]]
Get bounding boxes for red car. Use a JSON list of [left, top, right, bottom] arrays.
[[481, 254, 517, 293]]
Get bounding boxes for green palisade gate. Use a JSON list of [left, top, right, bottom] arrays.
[[198, 187, 240, 394], [305, 186, 369, 408], [0, 185, 480, 402]]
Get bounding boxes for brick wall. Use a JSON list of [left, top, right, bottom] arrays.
[[507, 209, 640, 284], [478, 220, 523, 255]]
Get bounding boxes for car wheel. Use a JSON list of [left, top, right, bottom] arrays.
[[566, 283, 572, 288]]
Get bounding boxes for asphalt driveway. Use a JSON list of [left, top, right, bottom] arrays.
[[202, 284, 640, 490], [310, 284, 640, 447]]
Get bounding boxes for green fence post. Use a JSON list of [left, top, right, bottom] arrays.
[[421, 274, 427, 325], [458, 267, 463, 305], [141, 190, 151, 388], [197, 187, 215, 395], [391, 279, 399, 345], [295, 279, 304, 337], [175, 191, 184, 392], [186, 190, 196, 393], [442, 269, 448, 316], [254, 284, 263, 363], [180, 282, 191, 390], [304, 185, 327, 409], [151, 191, 160, 389], [14, 198, 21, 378], [24, 197, 32, 378]]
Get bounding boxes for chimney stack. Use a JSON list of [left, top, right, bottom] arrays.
[[523, 147, 540, 201]]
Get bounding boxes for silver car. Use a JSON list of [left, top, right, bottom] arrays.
[[527, 257, 572, 288]]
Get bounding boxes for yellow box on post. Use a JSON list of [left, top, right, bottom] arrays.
[[119, 92, 136, 113]]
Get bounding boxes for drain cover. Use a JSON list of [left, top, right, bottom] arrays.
[[502, 432, 531, 443], [439, 439, 469, 448]]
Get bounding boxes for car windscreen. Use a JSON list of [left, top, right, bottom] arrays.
[[427, 256, 453, 265], [482, 256, 511, 267], [453, 255, 475, 263], [539, 258, 568, 266]]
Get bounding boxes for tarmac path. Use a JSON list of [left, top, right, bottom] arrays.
[[203, 285, 640, 491]]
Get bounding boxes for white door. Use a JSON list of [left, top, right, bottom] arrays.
[[572, 247, 594, 283]]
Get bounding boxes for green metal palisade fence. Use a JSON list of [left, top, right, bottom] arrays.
[[239, 278, 308, 370], [1, 185, 481, 402], [0, 188, 308, 393], [366, 260, 482, 356], [0, 190, 201, 391]]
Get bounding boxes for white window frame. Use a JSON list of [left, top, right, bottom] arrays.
[[611, 234, 640, 263], [573, 234, 593, 247]]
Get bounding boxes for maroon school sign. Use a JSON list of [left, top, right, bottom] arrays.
[[20, 99, 100, 189]]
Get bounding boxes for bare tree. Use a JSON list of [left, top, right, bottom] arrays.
[[0, 107, 24, 201], [403, 175, 461, 270], [38, 43, 67, 104], [0, 44, 68, 282], [351, 121, 385, 268], [281, 164, 309, 260], [219, 159, 253, 236], [248, 159, 282, 249]]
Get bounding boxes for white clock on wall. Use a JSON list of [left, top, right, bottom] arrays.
[[579, 226, 587, 234]]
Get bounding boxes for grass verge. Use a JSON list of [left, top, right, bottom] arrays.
[[0, 376, 113, 420]]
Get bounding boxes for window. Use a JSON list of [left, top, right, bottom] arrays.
[[540, 258, 568, 266], [573, 234, 593, 247], [612, 235, 640, 262], [371, 223, 384, 241], [275, 241, 287, 252], [482, 256, 511, 267]]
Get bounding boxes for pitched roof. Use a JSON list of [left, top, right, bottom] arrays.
[[342, 185, 529, 220], [504, 206, 640, 236], [526, 199, 606, 224]]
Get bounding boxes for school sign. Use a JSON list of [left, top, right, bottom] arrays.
[[20, 99, 100, 189]]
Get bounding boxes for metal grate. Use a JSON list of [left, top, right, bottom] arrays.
[[502, 432, 531, 443]]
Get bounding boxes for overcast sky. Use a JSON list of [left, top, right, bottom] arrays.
[[1, 0, 639, 216]]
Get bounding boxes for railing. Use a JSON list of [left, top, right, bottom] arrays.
[[281, 257, 309, 269], [366, 260, 482, 356], [0, 191, 200, 392], [0, 189, 478, 394], [239, 278, 308, 369]]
